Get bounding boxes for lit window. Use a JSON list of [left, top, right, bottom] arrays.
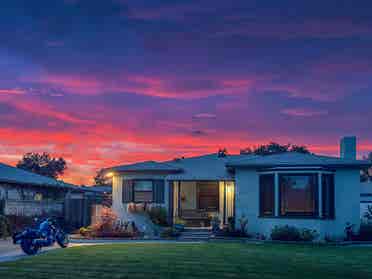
[[133, 181, 153, 202]]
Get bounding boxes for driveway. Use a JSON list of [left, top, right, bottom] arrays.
[[0, 238, 91, 263]]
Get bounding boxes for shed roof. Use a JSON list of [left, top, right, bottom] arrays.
[[0, 162, 77, 190]]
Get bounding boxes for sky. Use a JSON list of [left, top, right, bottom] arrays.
[[0, 0, 372, 185]]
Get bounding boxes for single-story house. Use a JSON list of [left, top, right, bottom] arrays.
[[107, 137, 371, 239], [0, 162, 107, 229]]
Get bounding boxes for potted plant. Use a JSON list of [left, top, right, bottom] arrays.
[[174, 217, 186, 231]]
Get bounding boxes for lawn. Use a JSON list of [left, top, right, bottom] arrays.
[[1, 243, 372, 279]]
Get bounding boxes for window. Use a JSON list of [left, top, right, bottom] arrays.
[[322, 174, 335, 219], [259, 174, 275, 216], [133, 180, 153, 202], [280, 174, 318, 217]]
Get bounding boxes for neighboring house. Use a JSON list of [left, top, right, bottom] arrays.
[[0, 162, 77, 217], [107, 137, 371, 239], [0, 162, 105, 229]]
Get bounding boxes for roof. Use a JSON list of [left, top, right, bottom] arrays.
[[108, 160, 182, 173], [107, 152, 371, 181], [226, 152, 372, 169], [0, 162, 77, 190], [165, 154, 240, 180], [108, 153, 256, 181], [82, 185, 112, 193]]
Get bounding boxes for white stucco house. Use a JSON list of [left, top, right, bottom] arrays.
[[107, 137, 371, 239]]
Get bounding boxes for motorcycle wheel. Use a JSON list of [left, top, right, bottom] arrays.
[[56, 231, 69, 248], [20, 239, 40, 255]]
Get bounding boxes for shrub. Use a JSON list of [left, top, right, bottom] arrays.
[[160, 227, 181, 238], [271, 225, 318, 242], [227, 217, 235, 233], [147, 206, 168, 226], [0, 215, 11, 239], [79, 207, 141, 238], [357, 223, 372, 241], [238, 214, 248, 236]]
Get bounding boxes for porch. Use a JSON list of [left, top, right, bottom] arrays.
[[170, 181, 235, 228]]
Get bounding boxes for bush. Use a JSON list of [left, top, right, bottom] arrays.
[[79, 207, 141, 238], [0, 215, 11, 239], [357, 223, 372, 241], [147, 206, 168, 226], [271, 225, 318, 242], [238, 214, 248, 236], [160, 227, 181, 238]]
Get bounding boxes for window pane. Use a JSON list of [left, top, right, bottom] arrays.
[[322, 174, 335, 219], [134, 191, 153, 202], [280, 174, 317, 216], [134, 181, 153, 191], [259, 174, 275, 216], [134, 180, 153, 202], [198, 182, 219, 211]]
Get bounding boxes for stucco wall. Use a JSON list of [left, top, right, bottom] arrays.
[[234, 168, 361, 240], [112, 172, 169, 236]]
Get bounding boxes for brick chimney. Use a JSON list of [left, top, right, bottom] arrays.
[[340, 136, 356, 160]]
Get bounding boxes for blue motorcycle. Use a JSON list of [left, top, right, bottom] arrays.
[[12, 218, 69, 255]]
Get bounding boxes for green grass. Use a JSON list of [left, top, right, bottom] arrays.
[[1, 243, 372, 279]]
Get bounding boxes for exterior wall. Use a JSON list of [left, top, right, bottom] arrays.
[[112, 172, 169, 236], [235, 168, 361, 240]]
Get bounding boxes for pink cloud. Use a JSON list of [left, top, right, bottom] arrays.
[[281, 108, 328, 117], [23, 73, 257, 99], [0, 88, 27, 95]]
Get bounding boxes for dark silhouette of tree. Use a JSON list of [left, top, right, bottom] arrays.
[[361, 152, 372, 182], [240, 142, 310, 156], [217, 148, 228, 157], [289, 144, 311, 154], [94, 168, 112, 186], [17, 152, 66, 179]]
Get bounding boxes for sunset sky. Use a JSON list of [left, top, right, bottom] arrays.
[[1, 1, 372, 185]]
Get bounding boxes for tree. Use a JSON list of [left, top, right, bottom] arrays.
[[16, 152, 67, 179], [217, 148, 228, 157], [94, 168, 112, 186], [361, 152, 372, 182], [240, 142, 310, 156]]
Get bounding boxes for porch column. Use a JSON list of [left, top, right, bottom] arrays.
[[168, 180, 174, 225], [274, 173, 279, 216], [318, 172, 323, 218]]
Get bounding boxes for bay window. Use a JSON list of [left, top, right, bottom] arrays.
[[259, 171, 335, 219], [279, 174, 318, 217], [259, 174, 275, 216]]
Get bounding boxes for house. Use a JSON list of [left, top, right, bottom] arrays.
[[107, 137, 371, 239], [0, 162, 105, 229]]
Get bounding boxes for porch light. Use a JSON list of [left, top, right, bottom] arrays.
[[105, 172, 114, 178]]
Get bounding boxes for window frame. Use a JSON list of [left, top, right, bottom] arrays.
[[132, 179, 154, 203], [279, 173, 319, 218], [258, 170, 335, 220], [259, 174, 275, 217], [322, 173, 335, 220]]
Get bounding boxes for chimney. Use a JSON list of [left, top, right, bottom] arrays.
[[340, 136, 356, 160]]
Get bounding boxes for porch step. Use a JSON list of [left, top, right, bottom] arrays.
[[178, 229, 212, 241]]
